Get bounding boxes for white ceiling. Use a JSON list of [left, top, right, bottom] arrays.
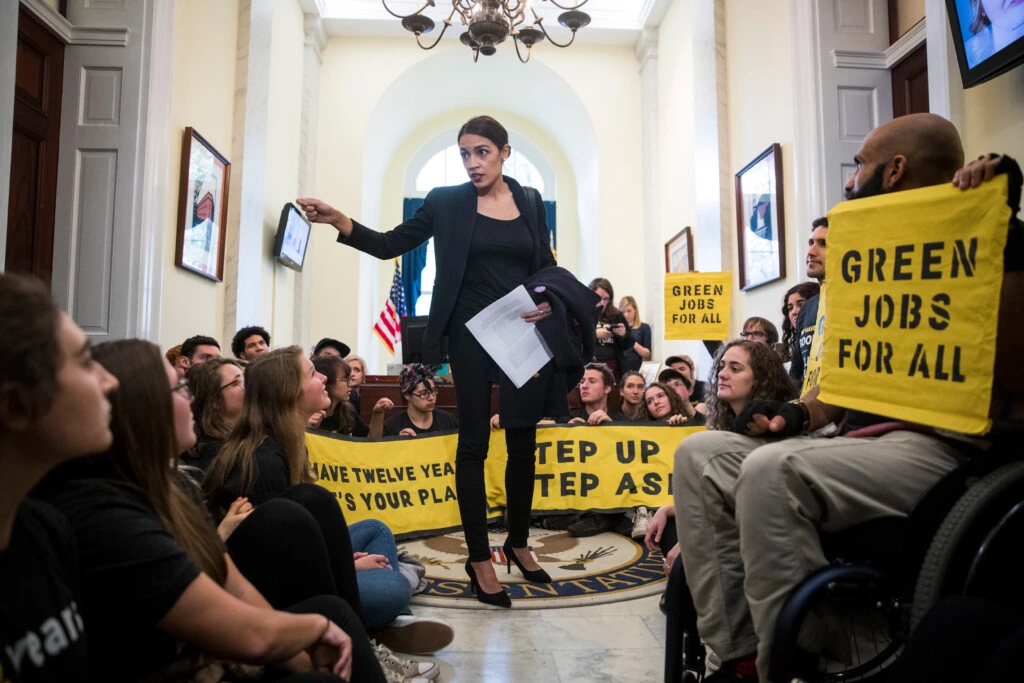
[[319, 0, 670, 45]]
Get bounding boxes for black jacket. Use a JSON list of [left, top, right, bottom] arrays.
[[524, 266, 600, 389], [339, 176, 555, 345]]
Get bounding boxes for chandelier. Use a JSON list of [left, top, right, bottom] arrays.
[[381, 0, 592, 63]]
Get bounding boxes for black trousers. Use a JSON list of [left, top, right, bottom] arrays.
[[279, 595, 386, 683], [448, 326, 539, 562], [227, 484, 363, 620]]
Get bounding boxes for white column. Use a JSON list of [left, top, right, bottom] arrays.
[[925, 0, 964, 128], [636, 28, 662, 361], [293, 13, 325, 348], [223, 0, 273, 336], [691, 0, 724, 273], [0, 0, 17, 268]]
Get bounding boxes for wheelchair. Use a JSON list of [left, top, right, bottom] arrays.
[[664, 423, 1024, 683]]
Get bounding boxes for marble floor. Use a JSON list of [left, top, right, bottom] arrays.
[[408, 593, 667, 682]]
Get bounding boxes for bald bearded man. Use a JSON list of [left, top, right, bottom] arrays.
[[673, 114, 1023, 682]]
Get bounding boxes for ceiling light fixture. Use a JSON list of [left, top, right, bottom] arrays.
[[381, 0, 591, 63]]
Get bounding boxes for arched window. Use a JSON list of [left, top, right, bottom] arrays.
[[408, 145, 552, 316]]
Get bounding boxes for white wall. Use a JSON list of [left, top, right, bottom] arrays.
[[159, 0, 238, 350]]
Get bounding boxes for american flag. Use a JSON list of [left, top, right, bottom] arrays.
[[374, 260, 406, 355]]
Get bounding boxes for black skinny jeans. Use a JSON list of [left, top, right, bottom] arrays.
[[226, 484, 364, 620], [279, 595, 386, 683], [448, 327, 538, 562]]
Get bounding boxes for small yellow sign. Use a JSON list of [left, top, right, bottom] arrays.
[[664, 272, 732, 340]]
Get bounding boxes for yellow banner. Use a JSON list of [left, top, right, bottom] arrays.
[[664, 272, 732, 340], [306, 425, 703, 538], [818, 178, 1010, 435]]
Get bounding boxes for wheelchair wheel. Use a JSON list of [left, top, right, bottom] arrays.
[[771, 565, 910, 683], [912, 460, 1024, 632]]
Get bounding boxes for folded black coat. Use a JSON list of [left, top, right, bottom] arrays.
[[524, 266, 601, 390]]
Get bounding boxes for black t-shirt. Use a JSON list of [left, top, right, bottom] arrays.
[[556, 407, 626, 424], [36, 476, 202, 682], [621, 322, 652, 371], [594, 312, 634, 363], [182, 439, 223, 474], [450, 214, 533, 326], [690, 380, 707, 404], [383, 409, 459, 436], [320, 403, 369, 437], [0, 498, 87, 683], [789, 293, 819, 386], [213, 437, 293, 512]]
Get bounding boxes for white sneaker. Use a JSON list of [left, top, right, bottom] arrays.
[[376, 614, 454, 655], [372, 641, 441, 683], [631, 506, 651, 540]]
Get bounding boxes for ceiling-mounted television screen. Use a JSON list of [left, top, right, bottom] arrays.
[[946, 0, 1024, 87], [273, 203, 311, 271]]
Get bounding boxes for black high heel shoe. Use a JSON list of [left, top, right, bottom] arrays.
[[464, 559, 512, 608], [503, 539, 552, 583]]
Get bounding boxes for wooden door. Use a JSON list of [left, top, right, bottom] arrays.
[[6, 7, 64, 285], [892, 44, 930, 118]]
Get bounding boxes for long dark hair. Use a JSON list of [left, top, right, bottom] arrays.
[[704, 340, 797, 431], [92, 340, 228, 585], [312, 355, 358, 435], [589, 277, 620, 321], [780, 282, 820, 361], [205, 347, 315, 506], [636, 381, 690, 422], [186, 358, 245, 444]]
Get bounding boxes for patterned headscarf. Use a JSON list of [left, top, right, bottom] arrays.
[[400, 363, 434, 395]]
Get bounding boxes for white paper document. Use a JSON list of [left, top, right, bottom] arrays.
[[465, 285, 554, 389]]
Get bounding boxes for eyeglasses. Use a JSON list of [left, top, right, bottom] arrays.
[[171, 379, 192, 398], [220, 376, 244, 391], [740, 330, 767, 340], [410, 388, 440, 399]]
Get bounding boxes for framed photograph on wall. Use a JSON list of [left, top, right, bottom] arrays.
[[735, 143, 785, 290], [664, 226, 695, 273], [175, 127, 230, 282], [639, 361, 661, 387]]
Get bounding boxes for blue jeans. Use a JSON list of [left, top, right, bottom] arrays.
[[350, 519, 412, 629]]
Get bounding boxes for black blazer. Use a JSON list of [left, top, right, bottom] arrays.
[[339, 176, 556, 345]]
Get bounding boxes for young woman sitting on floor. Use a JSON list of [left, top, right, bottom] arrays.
[[36, 339, 381, 682], [204, 347, 453, 663]]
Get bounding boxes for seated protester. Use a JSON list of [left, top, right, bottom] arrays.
[[176, 334, 222, 376], [560, 363, 618, 425], [231, 325, 270, 361], [658, 368, 705, 421], [183, 358, 246, 472], [383, 365, 458, 437], [312, 355, 385, 438], [345, 354, 366, 415], [37, 340, 383, 682], [672, 116, 1018, 681], [0, 274, 119, 683], [204, 348, 451, 662], [638, 381, 706, 426], [666, 354, 706, 405], [313, 338, 350, 360], [617, 371, 646, 421], [739, 316, 779, 347], [780, 282, 820, 364]]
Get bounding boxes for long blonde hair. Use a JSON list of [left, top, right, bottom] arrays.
[[619, 295, 643, 330], [204, 347, 315, 507]]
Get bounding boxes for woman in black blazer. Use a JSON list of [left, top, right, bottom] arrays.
[[297, 116, 558, 607]]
